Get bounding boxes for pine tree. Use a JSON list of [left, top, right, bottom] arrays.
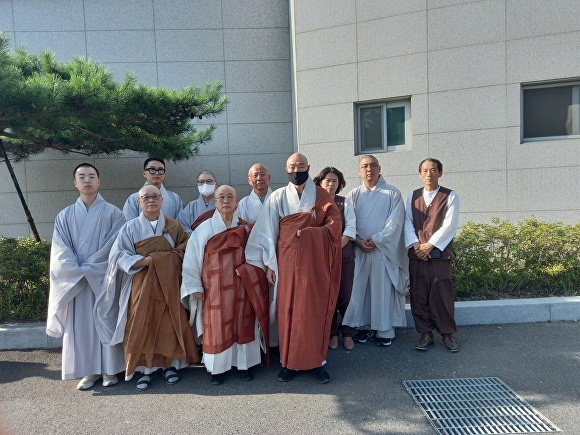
[[0, 32, 227, 240]]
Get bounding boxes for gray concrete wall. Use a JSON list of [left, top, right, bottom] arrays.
[[0, 0, 294, 239], [290, 0, 580, 226], [2, 0, 580, 239]]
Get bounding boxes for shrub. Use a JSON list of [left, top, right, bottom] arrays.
[[1, 218, 579, 322], [0, 237, 50, 322], [453, 217, 580, 300]]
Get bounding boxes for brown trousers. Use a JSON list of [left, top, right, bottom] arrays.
[[409, 258, 457, 335]]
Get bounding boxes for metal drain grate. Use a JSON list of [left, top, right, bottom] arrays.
[[403, 377, 560, 435]]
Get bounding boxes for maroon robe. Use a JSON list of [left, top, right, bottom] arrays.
[[276, 187, 342, 370]]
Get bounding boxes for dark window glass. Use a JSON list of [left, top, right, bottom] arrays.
[[523, 86, 572, 138]]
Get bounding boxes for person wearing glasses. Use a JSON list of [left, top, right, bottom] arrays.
[[245, 153, 342, 384], [178, 170, 218, 234], [122, 156, 183, 221], [237, 163, 272, 224], [96, 185, 199, 391], [47, 163, 126, 390], [181, 185, 269, 385], [342, 155, 408, 347]]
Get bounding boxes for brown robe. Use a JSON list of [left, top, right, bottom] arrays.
[[191, 209, 215, 232], [124, 219, 199, 375], [277, 188, 342, 370], [200, 221, 270, 365]]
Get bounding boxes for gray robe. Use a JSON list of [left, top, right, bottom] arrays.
[[342, 176, 408, 334], [178, 196, 216, 234], [47, 194, 126, 380]]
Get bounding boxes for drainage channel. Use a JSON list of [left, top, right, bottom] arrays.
[[403, 377, 560, 435]]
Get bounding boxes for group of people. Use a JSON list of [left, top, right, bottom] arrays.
[[47, 152, 460, 392]]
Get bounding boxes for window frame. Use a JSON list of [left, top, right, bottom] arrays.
[[355, 98, 411, 154], [521, 80, 580, 143]]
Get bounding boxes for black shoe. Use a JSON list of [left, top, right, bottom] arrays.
[[376, 337, 393, 346], [353, 329, 374, 343], [313, 367, 330, 384], [211, 374, 224, 385], [277, 368, 295, 382], [238, 369, 253, 381]]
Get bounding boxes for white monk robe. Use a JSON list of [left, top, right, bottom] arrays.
[[47, 193, 126, 380], [178, 196, 216, 234], [342, 175, 408, 338], [123, 183, 183, 220], [181, 210, 262, 375], [95, 213, 191, 379], [237, 187, 272, 223]]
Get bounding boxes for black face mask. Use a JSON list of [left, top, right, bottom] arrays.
[[287, 170, 309, 185]]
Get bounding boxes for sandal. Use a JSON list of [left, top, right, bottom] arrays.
[[162, 367, 180, 385], [136, 374, 152, 391]]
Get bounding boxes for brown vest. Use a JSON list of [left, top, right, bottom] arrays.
[[408, 186, 455, 260]]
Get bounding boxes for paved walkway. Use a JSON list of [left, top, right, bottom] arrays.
[[1, 321, 579, 434]]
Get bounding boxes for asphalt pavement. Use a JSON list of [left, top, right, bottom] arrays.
[[1, 321, 579, 435]]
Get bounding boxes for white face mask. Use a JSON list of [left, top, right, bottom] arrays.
[[198, 183, 216, 197]]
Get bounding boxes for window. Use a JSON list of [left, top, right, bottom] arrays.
[[522, 81, 580, 141], [356, 99, 411, 153]]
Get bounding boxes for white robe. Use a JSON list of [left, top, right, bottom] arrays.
[[95, 213, 188, 379], [245, 178, 318, 347], [237, 187, 272, 223], [122, 183, 183, 220], [178, 196, 216, 234], [47, 194, 126, 380], [342, 176, 408, 335], [181, 210, 262, 374]]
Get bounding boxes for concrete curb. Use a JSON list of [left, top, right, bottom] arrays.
[[1, 296, 579, 350]]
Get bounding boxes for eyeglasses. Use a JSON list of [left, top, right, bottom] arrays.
[[197, 179, 215, 185], [76, 175, 97, 182], [145, 167, 165, 175], [360, 163, 379, 170], [216, 195, 235, 202], [140, 194, 162, 202]]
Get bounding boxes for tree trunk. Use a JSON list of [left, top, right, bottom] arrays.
[[0, 139, 41, 241]]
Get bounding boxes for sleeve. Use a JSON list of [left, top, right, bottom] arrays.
[[371, 190, 406, 249], [180, 233, 206, 300], [245, 195, 280, 272], [404, 191, 419, 248], [122, 194, 139, 220], [177, 204, 194, 235], [171, 192, 184, 220], [428, 191, 460, 249], [115, 225, 145, 275], [46, 215, 86, 337], [342, 196, 357, 240]]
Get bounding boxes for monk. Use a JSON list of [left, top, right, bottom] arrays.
[[178, 170, 218, 234], [237, 163, 272, 223], [47, 163, 125, 390], [245, 153, 342, 384], [181, 185, 269, 385], [96, 185, 198, 391], [123, 156, 183, 220]]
